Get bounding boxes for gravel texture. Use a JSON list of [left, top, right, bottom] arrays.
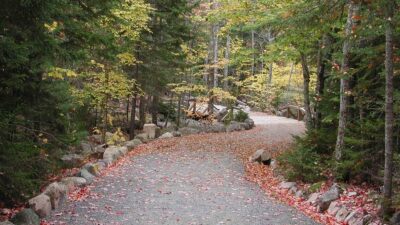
[[47, 114, 319, 225]]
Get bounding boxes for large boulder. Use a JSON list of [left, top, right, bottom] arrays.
[[135, 133, 149, 142], [306, 193, 320, 205], [87, 134, 102, 144], [226, 122, 245, 132], [186, 119, 203, 129], [316, 184, 341, 212], [159, 132, 174, 139], [345, 211, 368, 225], [117, 146, 128, 156], [78, 168, 95, 184], [93, 144, 107, 154], [327, 202, 341, 216], [61, 177, 87, 191], [82, 162, 104, 177], [207, 123, 226, 133], [124, 139, 142, 149], [279, 181, 296, 190], [244, 118, 255, 129], [80, 141, 93, 154], [335, 207, 350, 222], [178, 127, 201, 135], [103, 146, 123, 165], [172, 131, 182, 137], [10, 209, 40, 225], [43, 182, 67, 209], [249, 149, 272, 165], [28, 194, 51, 218], [143, 124, 157, 139], [61, 154, 84, 167]]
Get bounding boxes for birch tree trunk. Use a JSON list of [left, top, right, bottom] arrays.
[[223, 35, 230, 90], [383, 0, 395, 216], [251, 29, 255, 76], [212, 24, 219, 88], [300, 53, 313, 130], [334, 1, 359, 162]]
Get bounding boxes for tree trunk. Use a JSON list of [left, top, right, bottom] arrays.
[[300, 53, 313, 130], [176, 94, 182, 129], [129, 94, 137, 140], [268, 63, 273, 84], [102, 71, 110, 143], [223, 35, 230, 90], [251, 29, 255, 76], [151, 95, 159, 124], [335, 1, 359, 163], [139, 95, 146, 129], [315, 34, 333, 128], [211, 0, 219, 88], [383, 0, 395, 217], [212, 25, 219, 88]]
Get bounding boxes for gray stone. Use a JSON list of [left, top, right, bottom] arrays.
[[172, 131, 182, 137], [93, 144, 107, 154], [295, 190, 304, 198], [205, 123, 226, 133], [43, 182, 67, 209], [289, 186, 298, 194], [61, 154, 84, 167], [159, 132, 174, 139], [87, 134, 102, 144], [80, 141, 93, 154], [227, 122, 245, 132], [391, 211, 400, 225], [186, 119, 203, 128], [10, 209, 40, 225], [136, 133, 149, 141], [103, 146, 122, 165], [249, 149, 272, 165], [0, 221, 14, 225], [83, 162, 104, 177], [316, 184, 341, 212], [244, 118, 255, 128], [327, 202, 341, 216], [239, 122, 250, 130], [143, 124, 157, 139], [78, 168, 95, 184], [28, 194, 51, 218], [178, 127, 201, 135], [335, 207, 350, 222], [347, 191, 358, 197], [306, 193, 320, 205], [124, 139, 142, 149], [117, 146, 128, 156], [345, 211, 366, 225], [279, 181, 296, 190], [61, 177, 87, 190]]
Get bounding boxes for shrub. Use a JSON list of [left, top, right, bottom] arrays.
[[234, 110, 249, 122], [278, 144, 326, 183]]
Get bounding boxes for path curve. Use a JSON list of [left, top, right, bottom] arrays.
[[47, 113, 319, 225]]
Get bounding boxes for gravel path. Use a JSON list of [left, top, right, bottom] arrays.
[[47, 113, 319, 225]]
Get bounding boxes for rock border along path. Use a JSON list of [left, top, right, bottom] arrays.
[[39, 113, 318, 225]]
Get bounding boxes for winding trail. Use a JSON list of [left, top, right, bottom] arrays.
[[47, 113, 319, 225]]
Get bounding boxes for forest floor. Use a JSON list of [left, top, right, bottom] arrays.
[[44, 113, 320, 225]]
